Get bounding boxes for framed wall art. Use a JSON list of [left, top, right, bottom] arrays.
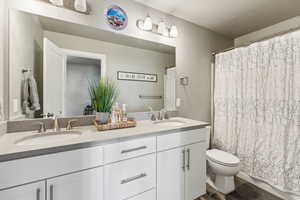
[[117, 71, 158, 82]]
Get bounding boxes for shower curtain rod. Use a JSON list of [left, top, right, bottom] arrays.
[[212, 26, 300, 56]]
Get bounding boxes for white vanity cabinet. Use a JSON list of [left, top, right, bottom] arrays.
[[46, 167, 103, 200], [157, 128, 208, 200], [0, 126, 208, 200], [0, 146, 104, 200], [0, 181, 45, 200], [157, 147, 185, 200], [0, 168, 103, 200], [184, 142, 207, 200]]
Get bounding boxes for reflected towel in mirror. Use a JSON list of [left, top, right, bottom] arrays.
[[22, 74, 40, 115]]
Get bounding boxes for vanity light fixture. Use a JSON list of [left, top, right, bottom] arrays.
[[143, 15, 153, 31], [49, 0, 64, 7], [170, 25, 178, 38], [157, 20, 166, 35], [136, 16, 178, 38], [46, 0, 90, 15]]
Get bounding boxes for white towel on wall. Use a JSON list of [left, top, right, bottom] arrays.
[[22, 74, 40, 115]]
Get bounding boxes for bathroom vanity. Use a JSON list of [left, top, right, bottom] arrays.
[[0, 118, 209, 200]]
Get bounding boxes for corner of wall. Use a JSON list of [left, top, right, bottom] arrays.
[[0, 121, 7, 136]]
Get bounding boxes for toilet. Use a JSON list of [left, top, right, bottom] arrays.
[[205, 127, 241, 194]]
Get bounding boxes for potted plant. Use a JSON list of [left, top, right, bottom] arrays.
[[89, 79, 118, 124]]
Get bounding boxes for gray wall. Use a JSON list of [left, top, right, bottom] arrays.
[[66, 61, 101, 116], [4, 0, 233, 122], [9, 10, 44, 120], [175, 19, 232, 121], [44, 31, 174, 112], [235, 16, 300, 46]]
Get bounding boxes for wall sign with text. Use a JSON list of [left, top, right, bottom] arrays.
[[117, 71, 157, 82]]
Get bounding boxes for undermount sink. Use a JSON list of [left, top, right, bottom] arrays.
[[153, 119, 186, 126], [15, 131, 82, 146]]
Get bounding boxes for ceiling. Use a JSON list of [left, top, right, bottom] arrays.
[[134, 0, 300, 38]]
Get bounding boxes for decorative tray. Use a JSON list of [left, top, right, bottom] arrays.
[[93, 118, 137, 131]]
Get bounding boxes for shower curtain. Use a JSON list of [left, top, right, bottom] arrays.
[[214, 31, 300, 195]]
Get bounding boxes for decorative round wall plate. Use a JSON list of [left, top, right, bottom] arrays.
[[105, 5, 128, 30]]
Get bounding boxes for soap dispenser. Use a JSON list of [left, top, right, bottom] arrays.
[[122, 104, 127, 122]]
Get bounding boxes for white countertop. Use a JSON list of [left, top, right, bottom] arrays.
[[0, 117, 209, 162]]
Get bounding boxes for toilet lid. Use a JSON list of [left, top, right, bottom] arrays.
[[206, 149, 240, 167]]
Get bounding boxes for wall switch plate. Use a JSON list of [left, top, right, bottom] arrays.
[[13, 99, 19, 113]]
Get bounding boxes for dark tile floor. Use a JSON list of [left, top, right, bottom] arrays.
[[202, 179, 284, 200]]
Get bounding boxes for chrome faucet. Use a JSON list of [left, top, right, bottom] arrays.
[[148, 106, 157, 121], [158, 109, 169, 120], [66, 120, 78, 131], [36, 122, 47, 133], [53, 115, 60, 132], [158, 109, 166, 120]]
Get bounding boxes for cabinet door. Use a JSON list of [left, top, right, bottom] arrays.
[[185, 142, 206, 200], [157, 147, 185, 200], [43, 38, 65, 116], [0, 181, 45, 200], [47, 167, 103, 200]]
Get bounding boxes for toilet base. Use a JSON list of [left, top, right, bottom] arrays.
[[215, 175, 235, 194]]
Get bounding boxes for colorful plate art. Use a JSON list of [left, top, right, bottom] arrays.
[[105, 5, 128, 30]]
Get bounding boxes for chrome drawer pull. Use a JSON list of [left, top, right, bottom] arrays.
[[36, 188, 41, 200], [50, 185, 54, 200], [182, 149, 186, 171], [121, 173, 147, 184], [187, 148, 191, 170], [121, 146, 147, 154]]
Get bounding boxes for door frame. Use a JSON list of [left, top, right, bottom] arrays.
[[61, 49, 106, 116]]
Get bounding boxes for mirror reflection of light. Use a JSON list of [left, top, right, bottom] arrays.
[[170, 25, 178, 38], [143, 15, 153, 31]]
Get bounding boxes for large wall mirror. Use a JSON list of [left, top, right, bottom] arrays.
[[8, 9, 176, 120]]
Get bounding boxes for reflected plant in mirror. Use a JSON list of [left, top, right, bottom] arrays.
[[89, 79, 118, 124]]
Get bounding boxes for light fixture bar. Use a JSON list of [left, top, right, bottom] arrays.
[[136, 19, 178, 38]]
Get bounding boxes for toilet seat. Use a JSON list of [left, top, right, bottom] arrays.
[[207, 149, 240, 167]]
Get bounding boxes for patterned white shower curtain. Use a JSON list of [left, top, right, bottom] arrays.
[[214, 30, 300, 195]]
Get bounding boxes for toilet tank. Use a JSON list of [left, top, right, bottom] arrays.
[[205, 126, 211, 149]]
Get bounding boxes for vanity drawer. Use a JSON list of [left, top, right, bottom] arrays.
[[104, 154, 156, 200], [103, 137, 156, 164], [128, 189, 156, 200], [0, 146, 103, 190], [157, 128, 207, 151]]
